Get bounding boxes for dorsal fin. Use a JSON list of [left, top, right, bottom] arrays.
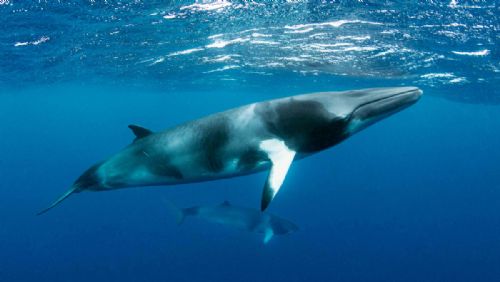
[[128, 125, 153, 141], [220, 200, 231, 206]]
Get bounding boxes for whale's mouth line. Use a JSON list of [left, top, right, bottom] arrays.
[[353, 88, 421, 114], [348, 88, 422, 121]]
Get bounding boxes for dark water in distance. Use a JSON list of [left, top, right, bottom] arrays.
[[1, 1, 500, 282]]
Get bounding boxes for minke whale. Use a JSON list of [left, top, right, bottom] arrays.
[[170, 201, 298, 244], [38, 87, 422, 215]]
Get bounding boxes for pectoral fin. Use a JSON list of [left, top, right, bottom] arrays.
[[263, 228, 274, 244], [259, 139, 296, 211]]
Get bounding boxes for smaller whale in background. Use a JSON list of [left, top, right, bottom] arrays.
[[170, 201, 299, 244]]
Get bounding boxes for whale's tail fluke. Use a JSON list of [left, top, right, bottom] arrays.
[[173, 207, 186, 226], [37, 186, 78, 215], [163, 199, 186, 225]]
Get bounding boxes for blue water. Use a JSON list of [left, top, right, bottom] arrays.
[[1, 1, 500, 281]]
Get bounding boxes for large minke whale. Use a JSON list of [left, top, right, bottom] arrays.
[[38, 87, 422, 214]]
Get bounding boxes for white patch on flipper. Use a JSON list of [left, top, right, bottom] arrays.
[[263, 228, 274, 244], [260, 139, 295, 191], [259, 139, 296, 209]]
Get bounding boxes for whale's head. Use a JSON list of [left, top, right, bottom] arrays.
[[325, 86, 422, 136], [258, 86, 422, 154], [344, 86, 422, 135]]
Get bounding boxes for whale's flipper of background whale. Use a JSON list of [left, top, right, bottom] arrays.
[[37, 186, 77, 215]]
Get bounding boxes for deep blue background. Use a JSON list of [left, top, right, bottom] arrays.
[[1, 83, 499, 282], [1, 0, 499, 281]]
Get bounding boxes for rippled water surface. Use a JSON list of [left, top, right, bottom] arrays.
[[1, 0, 498, 103], [1, 2, 500, 282]]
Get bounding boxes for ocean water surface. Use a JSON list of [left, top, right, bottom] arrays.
[[1, 1, 499, 282]]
